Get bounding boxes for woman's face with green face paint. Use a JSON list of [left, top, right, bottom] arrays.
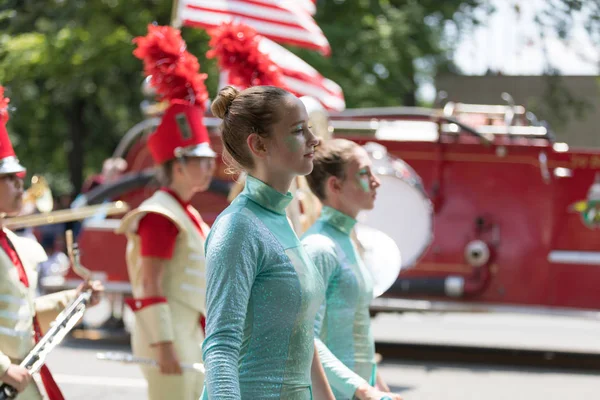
[[337, 147, 380, 215], [265, 94, 320, 177]]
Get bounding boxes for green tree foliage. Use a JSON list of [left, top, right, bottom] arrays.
[[0, 0, 486, 192], [531, 0, 600, 134], [0, 0, 217, 193]]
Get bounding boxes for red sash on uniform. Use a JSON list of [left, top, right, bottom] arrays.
[[200, 315, 206, 336], [0, 232, 65, 400], [33, 318, 65, 400]]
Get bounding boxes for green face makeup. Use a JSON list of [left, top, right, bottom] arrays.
[[284, 125, 304, 153], [283, 135, 302, 153], [356, 167, 371, 192]]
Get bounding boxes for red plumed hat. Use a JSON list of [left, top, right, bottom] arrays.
[[133, 24, 215, 164], [0, 86, 26, 176], [206, 21, 283, 89]]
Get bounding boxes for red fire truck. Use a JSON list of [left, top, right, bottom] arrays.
[[42, 93, 600, 331]]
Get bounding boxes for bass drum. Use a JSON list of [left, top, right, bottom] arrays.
[[355, 142, 434, 295], [354, 225, 402, 298]]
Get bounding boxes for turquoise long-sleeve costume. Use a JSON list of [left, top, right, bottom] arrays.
[[302, 206, 376, 399], [201, 175, 325, 399]]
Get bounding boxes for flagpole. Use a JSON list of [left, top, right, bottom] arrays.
[[170, 0, 182, 28]]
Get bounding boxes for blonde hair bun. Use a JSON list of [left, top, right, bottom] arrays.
[[211, 86, 240, 119]]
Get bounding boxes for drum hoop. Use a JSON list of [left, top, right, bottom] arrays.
[[375, 167, 426, 192], [364, 143, 435, 268]]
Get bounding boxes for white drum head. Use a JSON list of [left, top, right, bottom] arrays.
[[358, 142, 434, 272], [359, 176, 432, 269], [355, 224, 402, 298]]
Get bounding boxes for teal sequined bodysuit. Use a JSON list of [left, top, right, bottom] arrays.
[[201, 175, 325, 399], [302, 206, 376, 399]]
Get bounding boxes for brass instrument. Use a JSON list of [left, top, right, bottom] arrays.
[[22, 175, 54, 214], [66, 230, 92, 280], [4, 201, 130, 230], [0, 230, 94, 400]]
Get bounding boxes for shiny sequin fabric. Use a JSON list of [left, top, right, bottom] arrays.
[[201, 175, 325, 399], [302, 206, 376, 399]]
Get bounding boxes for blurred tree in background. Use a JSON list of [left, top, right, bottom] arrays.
[[0, 0, 216, 194], [531, 0, 600, 134], [535, 0, 600, 54]]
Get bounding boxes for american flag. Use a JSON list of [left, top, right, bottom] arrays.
[[219, 36, 345, 111], [173, 0, 330, 55], [296, 0, 317, 15]]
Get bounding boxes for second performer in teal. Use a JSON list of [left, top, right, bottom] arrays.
[[303, 139, 403, 400]]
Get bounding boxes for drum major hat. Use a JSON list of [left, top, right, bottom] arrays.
[[133, 24, 216, 165], [148, 102, 216, 164], [0, 86, 26, 176]]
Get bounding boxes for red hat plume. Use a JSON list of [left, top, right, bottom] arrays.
[[207, 21, 283, 89], [0, 85, 25, 175], [133, 24, 209, 108], [0, 86, 9, 125], [132, 25, 215, 164]]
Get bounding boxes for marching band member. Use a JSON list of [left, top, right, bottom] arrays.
[[116, 25, 216, 400], [302, 139, 403, 400], [201, 85, 334, 399], [0, 85, 103, 399]]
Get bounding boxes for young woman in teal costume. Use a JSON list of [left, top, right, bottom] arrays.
[[302, 139, 403, 400], [201, 85, 335, 400]]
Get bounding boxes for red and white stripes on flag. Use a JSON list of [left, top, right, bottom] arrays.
[[173, 0, 330, 55], [296, 0, 317, 15], [220, 36, 345, 111]]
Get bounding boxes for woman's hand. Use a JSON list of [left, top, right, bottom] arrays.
[[155, 342, 183, 375], [355, 383, 403, 400], [76, 280, 104, 307]]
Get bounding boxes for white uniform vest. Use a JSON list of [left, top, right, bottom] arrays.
[[116, 191, 208, 314], [0, 229, 76, 376]]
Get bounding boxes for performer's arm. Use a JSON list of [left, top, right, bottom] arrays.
[[138, 257, 182, 375], [202, 214, 260, 399], [311, 341, 335, 400], [34, 280, 103, 335], [133, 213, 182, 375], [33, 289, 78, 334], [375, 370, 391, 392]]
